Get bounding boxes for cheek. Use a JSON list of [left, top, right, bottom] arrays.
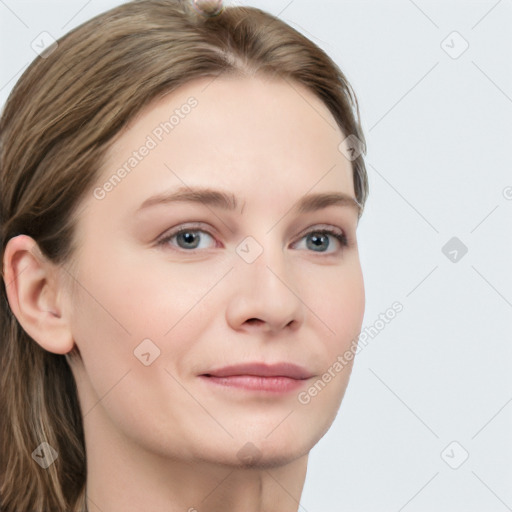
[[319, 263, 365, 353], [67, 257, 215, 451], [68, 253, 223, 390], [294, 263, 364, 413], [72, 249, 218, 339]]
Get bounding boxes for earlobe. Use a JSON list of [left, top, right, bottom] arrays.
[[3, 234, 75, 355]]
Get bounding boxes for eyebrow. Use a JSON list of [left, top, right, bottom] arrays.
[[136, 186, 362, 216]]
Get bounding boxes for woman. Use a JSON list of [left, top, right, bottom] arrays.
[[0, 0, 369, 510]]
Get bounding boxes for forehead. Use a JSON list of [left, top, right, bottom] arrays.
[[85, 74, 355, 220]]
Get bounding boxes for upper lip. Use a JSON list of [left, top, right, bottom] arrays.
[[201, 362, 314, 380]]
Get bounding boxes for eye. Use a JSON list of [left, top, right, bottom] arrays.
[[292, 227, 348, 254], [156, 223, 349, 254], [157, 225, 217, 251]]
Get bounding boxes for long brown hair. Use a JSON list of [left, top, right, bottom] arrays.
[[0, 1, 369, 510]]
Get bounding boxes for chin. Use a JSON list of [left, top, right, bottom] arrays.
[[191, 421, 327, 470]]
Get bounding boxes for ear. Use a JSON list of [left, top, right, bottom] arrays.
[[2, 234, 75, 355]]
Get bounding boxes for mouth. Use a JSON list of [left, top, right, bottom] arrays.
[[199, 362, 314, 393]]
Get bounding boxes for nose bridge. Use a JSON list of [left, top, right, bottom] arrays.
[[228, 230, 304, 331], [239, 231, 287, 291]]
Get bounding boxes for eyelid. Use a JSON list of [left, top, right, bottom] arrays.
[[293, 223, 344, 239]]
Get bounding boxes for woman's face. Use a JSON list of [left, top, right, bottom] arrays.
[[64, 74, 365, 467]]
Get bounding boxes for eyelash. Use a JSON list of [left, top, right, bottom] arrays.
[[156, 224, 349, 255]]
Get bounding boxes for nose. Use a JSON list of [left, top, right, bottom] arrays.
[[225, 239, 305, 334]]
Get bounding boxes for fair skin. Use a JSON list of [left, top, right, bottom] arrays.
[[3, 74, 365, 512]]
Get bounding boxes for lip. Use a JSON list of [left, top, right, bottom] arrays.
[[199, 362, 314, 393], [201, 362, 314, 379]]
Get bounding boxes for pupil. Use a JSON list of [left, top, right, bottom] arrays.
[[180, 232, 198, 248], [309, 234, 328, 251]]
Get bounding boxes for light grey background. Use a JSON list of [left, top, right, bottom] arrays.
[[1, 1, 511, 511]]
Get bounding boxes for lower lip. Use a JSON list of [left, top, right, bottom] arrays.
[[199, 375, 307, 393]]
